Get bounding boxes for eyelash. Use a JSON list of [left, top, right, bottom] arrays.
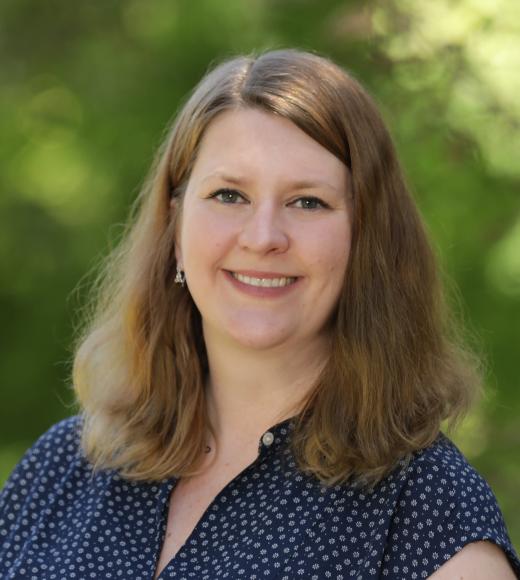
[[207, 188, 330, 210]]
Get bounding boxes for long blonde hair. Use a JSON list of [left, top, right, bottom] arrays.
[[73, 49, 482, 487]]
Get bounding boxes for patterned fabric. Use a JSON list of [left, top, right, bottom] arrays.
[[1, 416, 519, 579]]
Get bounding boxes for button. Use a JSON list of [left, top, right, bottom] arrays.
[[262, 431, 274, 447]]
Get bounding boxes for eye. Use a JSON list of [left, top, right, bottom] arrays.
[[290, 196, 330, 210], [208, 188, 247, 204]]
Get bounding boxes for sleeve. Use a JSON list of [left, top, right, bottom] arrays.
[[0, 416, 83, 571], [380, 438, 520, 579]]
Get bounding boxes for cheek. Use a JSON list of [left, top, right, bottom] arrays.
[[332, 237, 351, 275], [304, 221, 351, 279], [181, 205, 236, 264]]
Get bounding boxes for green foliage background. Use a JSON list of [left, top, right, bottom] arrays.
[[1, 0, 518, 546]]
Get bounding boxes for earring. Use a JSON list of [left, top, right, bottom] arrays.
[[175, 266, 186, 287]]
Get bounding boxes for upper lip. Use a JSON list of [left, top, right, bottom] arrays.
[[226, 270, 298, 279]]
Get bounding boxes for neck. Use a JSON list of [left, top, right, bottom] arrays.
[[202, 325, 329, 454]]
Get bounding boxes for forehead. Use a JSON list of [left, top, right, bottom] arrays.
[[188, 108, 349, 190]]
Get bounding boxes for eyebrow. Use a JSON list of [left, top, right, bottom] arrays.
[[200, 171, 343, 194]]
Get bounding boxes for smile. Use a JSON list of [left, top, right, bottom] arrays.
[[230, 272, 298, 288]]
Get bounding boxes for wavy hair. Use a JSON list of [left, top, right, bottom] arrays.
[[73, 49, 483, 487]]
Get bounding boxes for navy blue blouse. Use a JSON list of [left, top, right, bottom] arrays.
[[1, 416, 519, 579]]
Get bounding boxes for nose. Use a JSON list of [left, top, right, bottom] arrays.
[[237, 203, 289, 254]]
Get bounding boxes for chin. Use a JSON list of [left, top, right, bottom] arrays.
[[227, 326, 295, 351]]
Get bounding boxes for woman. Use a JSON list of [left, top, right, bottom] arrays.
[[1, 49, 518, 579]]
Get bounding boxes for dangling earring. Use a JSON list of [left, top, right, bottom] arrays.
[[175, 265, 186, 287]]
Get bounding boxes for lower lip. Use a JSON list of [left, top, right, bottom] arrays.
[[223, 270, 301, 298]]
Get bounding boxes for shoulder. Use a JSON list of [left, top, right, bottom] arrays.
[[2, 416, 83, 485], [381, 433, 520, 578], [19, 414, 82, 459], [0, 416, 86, 527], [403, 434, 508, 537], [398, 433, 499, 521]]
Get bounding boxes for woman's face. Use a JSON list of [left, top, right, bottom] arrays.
[[175, 108, 352, 352]]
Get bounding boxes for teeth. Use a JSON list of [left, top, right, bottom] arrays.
[[232, 272, 296, 288]]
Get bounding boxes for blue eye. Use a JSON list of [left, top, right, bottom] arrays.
[[291, 197, 329, 210], [209, 188, 246, 204]]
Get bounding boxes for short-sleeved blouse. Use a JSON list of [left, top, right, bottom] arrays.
[[1, 416, 519, 579]]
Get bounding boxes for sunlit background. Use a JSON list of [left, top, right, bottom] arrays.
[[1, 0, 519, 545]]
